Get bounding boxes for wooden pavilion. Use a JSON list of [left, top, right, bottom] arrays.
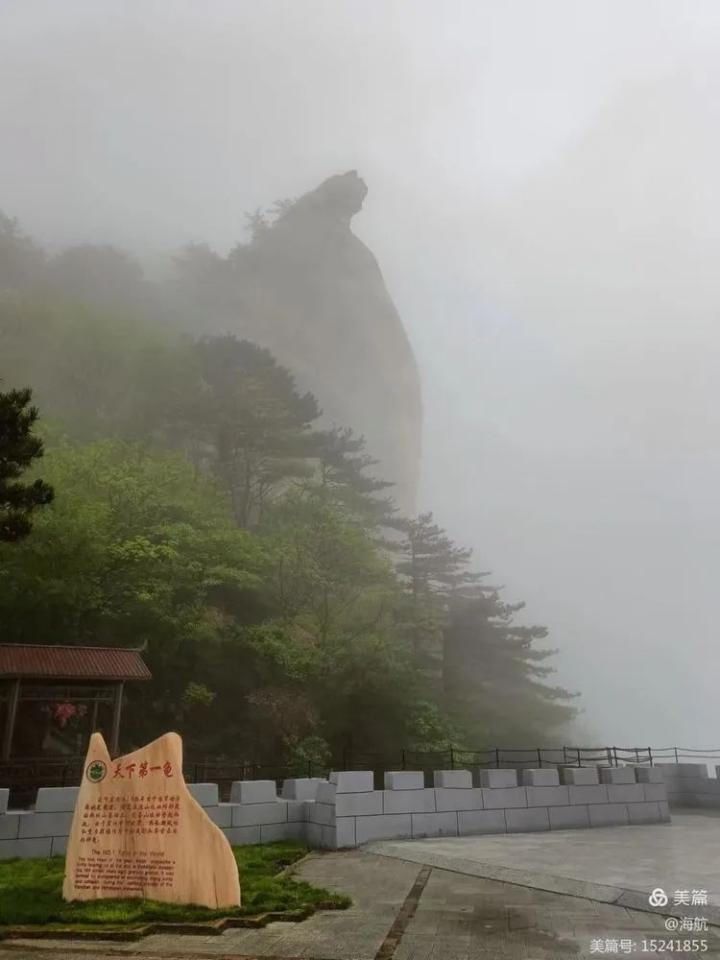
[[0, 643, 151, 761]]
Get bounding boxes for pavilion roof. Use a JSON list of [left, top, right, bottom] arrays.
[[0, 644, 151, 682]]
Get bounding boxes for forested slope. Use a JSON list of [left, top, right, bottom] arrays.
[[0, 202, 577, 764]]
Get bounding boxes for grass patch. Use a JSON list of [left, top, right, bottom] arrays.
[[0, 841, 349, 932]]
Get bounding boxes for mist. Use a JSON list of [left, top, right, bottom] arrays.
[[3, 0, 720, 747]]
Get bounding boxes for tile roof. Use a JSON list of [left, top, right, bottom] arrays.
[[0, 644, 151, 681]]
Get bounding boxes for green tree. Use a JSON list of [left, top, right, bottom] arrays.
[[442, 592, 578, 744], [0, 387, 54, 541], [0, 211, 45, 293], [0, 439, 267, 748], [42, 244, 149, 311], [253, 490, 441, 761], [0, 263, 581, 756], [390, 511, 575, 744], [390, 512, 485, 669], [172, 336, 321, 529], [392, 512, 485, 599], [310, 426, 395, 530], [0, 297, 193, 443], [261, 490, 393, 639]]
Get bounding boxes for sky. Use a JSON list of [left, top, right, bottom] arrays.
[[3, 0, 720, 747]]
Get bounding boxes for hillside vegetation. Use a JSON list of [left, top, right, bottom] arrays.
[[0, 205, 577, 766]]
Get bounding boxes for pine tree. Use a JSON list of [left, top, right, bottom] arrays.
[[389, 511, 576, 742], [0, 387, 54, 541], [170, 336, 321, 529], [0, 211, 45, 293], [310, 426, 396, 530], [389, 512, 486, 668], [443, 592, 577, 744], [392, 512, 486, 598]]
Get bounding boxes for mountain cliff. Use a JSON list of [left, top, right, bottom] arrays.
[[174, 171, 422, 513]]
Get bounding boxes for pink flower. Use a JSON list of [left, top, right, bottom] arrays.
[[53, 703, 77, 728]]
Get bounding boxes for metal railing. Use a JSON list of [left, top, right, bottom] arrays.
[[0, 756, 85, 808], [184, 745, 720, 799], [3, 745, 720, 806]]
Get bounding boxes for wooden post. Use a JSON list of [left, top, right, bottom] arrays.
[[2, 679, 21, 761], [110, 682, 124, 757]]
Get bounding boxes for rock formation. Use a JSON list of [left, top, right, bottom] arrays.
[[175, 171, 423, 513], [63, 732, 240, 908]]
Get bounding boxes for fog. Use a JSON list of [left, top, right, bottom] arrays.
[[3, 0, 720, 747]]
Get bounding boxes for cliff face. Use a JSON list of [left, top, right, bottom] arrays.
[[223, 171, 422, 513]]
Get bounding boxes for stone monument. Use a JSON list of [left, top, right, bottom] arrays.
[[63, 731, 240, 908]]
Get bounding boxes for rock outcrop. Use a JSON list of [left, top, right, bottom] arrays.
[[63, 732, 240, 908], [177, 171, 422, 513]]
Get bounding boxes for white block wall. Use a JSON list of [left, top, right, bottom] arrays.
[[655, 763, 720, 808], [301, 767, 669, 848], [0, 767, 671, 859]]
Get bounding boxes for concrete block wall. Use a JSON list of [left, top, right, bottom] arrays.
[[655, 763, 720, 808], [0, 767, 670, 859], [0, 786, 80, 859], [302, 767, 668, 848]]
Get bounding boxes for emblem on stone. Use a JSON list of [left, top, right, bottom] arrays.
[[85, 760, 107, 783]]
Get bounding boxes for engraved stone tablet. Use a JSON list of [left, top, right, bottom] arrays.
[[63, 731, 240, 908]]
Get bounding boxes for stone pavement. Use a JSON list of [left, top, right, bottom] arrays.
[[2, 842, 720, 959], [369, 809, 720, 921], [395, 867, 720, 960]]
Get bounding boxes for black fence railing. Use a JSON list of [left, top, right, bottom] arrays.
[[0, 757, 86, 809], [183, 759, 313, 801], [3, 746, 720, 807]]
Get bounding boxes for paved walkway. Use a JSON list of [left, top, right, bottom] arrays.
[[369, 809, 720, 921], [2, 835, 720, 959]]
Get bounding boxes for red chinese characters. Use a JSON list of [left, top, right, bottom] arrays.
[[113, 758, 174, 780], [78, 795, 181, 844]]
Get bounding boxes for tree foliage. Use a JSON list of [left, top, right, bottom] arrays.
[[0, 213, 579, 758], [172, 336, 321, 528], [0, 387, 54, 541], [42, 245, 149, 311], [443, 593, 578, 743], [310, 426, 395, 529], [0, 212, 45, 293]]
